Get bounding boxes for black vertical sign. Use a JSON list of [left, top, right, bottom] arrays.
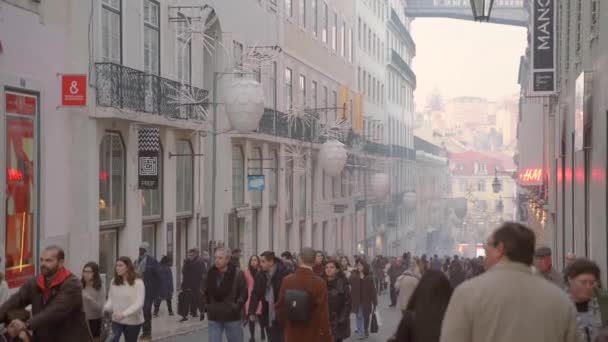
[[138, 127, 160, 189], [532, 0, 556, 94]]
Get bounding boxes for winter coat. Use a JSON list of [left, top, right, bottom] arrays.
[[440, 260, 578, 342], [350, 271, 377, 316], [387, 263, 407, 283], [137, 254, 161, 299], [248, 259, 291, 324], [181, 256, 206, 291], [325, 275, 351, 340], [202, 265, 248, 322], [313, 264, 325, 277], [275, 268, 333, 342], [449, 263, 466, 288], [396, 271, 420, 312], [0, 269, 92, 342], [159, 264, 174, 298], [245, 269, 262, 316]]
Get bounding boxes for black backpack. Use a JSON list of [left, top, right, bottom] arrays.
[[284, 276, 313, 321]]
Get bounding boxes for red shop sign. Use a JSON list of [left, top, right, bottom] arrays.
[[61, 74, 87, 106]]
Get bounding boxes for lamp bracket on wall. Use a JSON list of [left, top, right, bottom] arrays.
[[169, 153, 205, 159]]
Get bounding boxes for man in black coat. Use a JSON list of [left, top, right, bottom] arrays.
[[136, 242, 161, 339], [248, 251, 291, 342], [180, 248, 207, 322], [387, 256, 406, 308]]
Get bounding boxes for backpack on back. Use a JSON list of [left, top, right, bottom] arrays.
[[283, 275, 314, 321]]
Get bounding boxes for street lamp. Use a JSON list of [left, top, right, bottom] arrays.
[[470, 0, 495, 22], [492, 167, 502, 194], [496, 198, 504, 213]]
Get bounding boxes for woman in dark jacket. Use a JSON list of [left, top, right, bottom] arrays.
[[323, 260, 351, 342], [154, 256, 174, 316], [393, 270, 453, 342], [350, 259, 377, 339]]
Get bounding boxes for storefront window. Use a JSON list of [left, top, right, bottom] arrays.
[[99, 229, 118, 289], [99, 133, 125, 226], [176, 140, 193, 216], [142, 224, 157, 257], [5, 91, 37, 288], [232, 146, 245, 206]]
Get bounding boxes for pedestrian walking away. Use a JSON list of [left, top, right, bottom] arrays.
[[392, 269, 453, 342], [565, 258, 603, 342], [276, 247, 333, 342], [180, 248, 206, 321], [440, 222, 578, 342], [323, 260, 351, 342], [396, 262, 420, 314], [81, 261, 106, 341], [0, 246, 92, 341], [248, 251, 291, 342], [136, 241, 161, 340], [350, 258, 377, 339], [202, 246, 248, 342], [155, 256, 174, 317], [104, 256, 146, 342]]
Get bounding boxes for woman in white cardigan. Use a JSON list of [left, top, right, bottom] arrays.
[[104, 256, 145, 342]]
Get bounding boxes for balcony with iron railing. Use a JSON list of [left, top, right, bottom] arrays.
[[95, 62, 209, 121], [391, 8, 417, 55], [391, 49, 417, 89]]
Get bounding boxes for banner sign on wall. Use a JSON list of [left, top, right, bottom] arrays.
[[531, 0, 556, 95], [138, 128, 160, 189], [61, 74, 87, 106]]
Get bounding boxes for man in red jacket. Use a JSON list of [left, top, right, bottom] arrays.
[[276, 247, 333, 342]]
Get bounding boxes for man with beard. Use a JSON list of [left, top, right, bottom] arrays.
[[202, 247, 248, 342], [248, 251, 291, 342], [0, 246, 92, 341], [135, 242, 161, 340], [180, 248, 207, 322]]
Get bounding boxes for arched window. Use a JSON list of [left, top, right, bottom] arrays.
[[232, 145, 245, 206], [99, 132, 125, 226], [251, 148, 263, 207], [176, 140, 193, 216]]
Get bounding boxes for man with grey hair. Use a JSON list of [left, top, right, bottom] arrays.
[[202, 246, 248, 342], [276, 247, 333, 342]]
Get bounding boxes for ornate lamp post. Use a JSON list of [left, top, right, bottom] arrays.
[[492, 167, 502, 194], [470, 0, 495, 22]]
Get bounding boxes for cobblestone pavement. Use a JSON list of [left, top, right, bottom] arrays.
[[156, 289, 399, 342]]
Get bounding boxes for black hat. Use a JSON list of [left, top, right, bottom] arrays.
[[535, 247, 552, 257]]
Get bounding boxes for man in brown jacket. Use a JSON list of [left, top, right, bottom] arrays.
[[0, 246, 92, 342], [276, 247, 333, 342]]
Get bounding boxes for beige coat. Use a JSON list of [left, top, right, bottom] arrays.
[[440, 260, 578, 342], [396, 272, 419, 311]]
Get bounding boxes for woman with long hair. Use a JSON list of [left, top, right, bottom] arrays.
[[244, 255, 266, 342], [323, 260, 351, 342], [313, 251, 326, 276], [350, 259, 377, 339], [81, 262, 105, 342], [103, 257, 145, 342], [393, 269, 454, 342], [339, 256, 353, 279]]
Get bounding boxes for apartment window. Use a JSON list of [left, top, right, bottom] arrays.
[[299, 74, 306, 108], [232, 145, 245, 206], [298, 172, 306, 217], [233, 41, 243, 73], [269, 150, 278, 205], [477, 180, 486, 192], [144, 0, 160, 75], [175, 20, 191, 84], [101, 0, 121, 63], [591, 0, 599, 37], [285, 68, 293, 110], [322, 2, 328, 43], [99, 133, 125, 226], [363, 23, 367, 50], [176, 141, 194, 215], [349, 28, 354, 63], [265, 62, 277, 108], [312, 0, 318, 36], [332, 12, 338, 51], [358, 18, 362, 44], [300, 0, 306, 27], [323, 86, 329, 123], [362, 70, 367, 96], [311, 81, 318, 110], [286, 160, 294, 220], [340, 22, 346, 57], [332, 90, 338, 123], [286, 0, 293, 17]]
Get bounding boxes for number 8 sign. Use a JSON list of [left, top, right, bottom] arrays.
[[61, 74, 87, 106]]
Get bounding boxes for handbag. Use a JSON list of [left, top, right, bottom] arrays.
[[370, 309, 379, 334], [177, 290, 192, 317]]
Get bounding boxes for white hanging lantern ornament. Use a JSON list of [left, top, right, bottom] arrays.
[[319, 140, 347, 177], [370, 173, 390, 198], [225, 77, 265, 133]]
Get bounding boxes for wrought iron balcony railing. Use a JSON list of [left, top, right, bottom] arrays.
[[391, 9, 417, 55], [391, 50, 417, 88], [95, 62, 209, 120]]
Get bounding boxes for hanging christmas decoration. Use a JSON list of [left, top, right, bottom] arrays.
[[224, 77, 265, 132], [319, 140, 347, 177]]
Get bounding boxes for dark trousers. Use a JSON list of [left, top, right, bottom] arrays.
[[154, 296, 173, 314], [188, 288, 201, 316], [111, 322, 142, 342], [142, 296, 154, 336], [248, 319, 268, 340], [268, 322, 284, 342], [389, 280, 398, 306]]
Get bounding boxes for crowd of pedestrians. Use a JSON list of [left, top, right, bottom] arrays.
[[2, 222, 608, 341]]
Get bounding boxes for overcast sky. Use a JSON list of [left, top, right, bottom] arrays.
[[411, 18, 527, 108]]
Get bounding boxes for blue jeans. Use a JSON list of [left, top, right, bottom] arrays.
[[111, 322, 142, 342], [208, 320, 244, 342], [356, 305, 370, 336]]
